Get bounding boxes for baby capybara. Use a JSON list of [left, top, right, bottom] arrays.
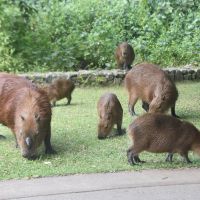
[[125, 63, 179, 117], [43, 78, 75, 106], [115, 42, 135, 70], [127, 113, 200, 164], [97, 93, 123, 139], [0, 73, 55, 159]]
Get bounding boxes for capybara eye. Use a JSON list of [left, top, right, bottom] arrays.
[[20, 115, 25, 121]]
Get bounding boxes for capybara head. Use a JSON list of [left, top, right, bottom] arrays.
[[98, 113, 113, 139]]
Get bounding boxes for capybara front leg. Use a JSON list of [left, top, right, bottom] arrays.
[[165, 153, 173, 162], [180, 152, 192, 163], [67, 95, 71, 105], [171, 105, 180, 118], [142, 101, 149, 112], [44, 132, 56, 155], [127, 147, 142, 165], [128, 95, 138, 116]]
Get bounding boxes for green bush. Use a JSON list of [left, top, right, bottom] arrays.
[[0, 0, 199, 72]]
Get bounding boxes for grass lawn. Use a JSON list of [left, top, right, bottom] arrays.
[[1, 81, 200, 180]]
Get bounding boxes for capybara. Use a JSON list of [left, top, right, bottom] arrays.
[[42, 78, 75, 106], [127, 113, 200, 164], [0, 73, 55, 159], [115, 42, 135, 70], [124, 63, 179, 117], [97, 93, 123, 139]]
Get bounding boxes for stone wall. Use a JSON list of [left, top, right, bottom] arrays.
[[19, 65, 200, 86]]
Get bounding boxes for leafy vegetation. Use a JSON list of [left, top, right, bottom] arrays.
[[0, 0, 200, 72], [1, 82, 200, 180]]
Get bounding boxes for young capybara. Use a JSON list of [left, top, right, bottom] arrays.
[[124, 63, 179, 117], [0, 73, 55, 159], [43, 78, 75, 106], [127, 113, 200, 164], [115, 42, 135, 70], [97, 93, 123, 139]]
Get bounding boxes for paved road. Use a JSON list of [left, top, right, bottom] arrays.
[[1, 168, 200, 200]]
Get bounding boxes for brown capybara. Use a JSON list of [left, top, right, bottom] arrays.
[[43, 78, 75, 106], [124, 63, 179, 117], [0, 73, 55, 159], [115, 42, 135, 70], [127, 113, 200, 164], [97, 93, 123, 139]]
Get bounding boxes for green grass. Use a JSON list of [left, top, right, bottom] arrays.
[[1, 81, 200, 180]]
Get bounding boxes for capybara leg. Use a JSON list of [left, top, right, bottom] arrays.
[[128, 95, 138, 116], [67, 95, 71, 105], [117, 121, 123, 135], [171, 105, 180, 118], [0, 135, 6, 139], [165, 153, 173, 162], [44, 133, 56, 155], [51, 99, 56, 107], [142, 101, 149, 112], [134, 155, 145, 163], [127, 147, 142, 165], [180, 152, 192, 163]]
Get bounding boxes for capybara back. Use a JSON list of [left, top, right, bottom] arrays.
[[127, 113, 200, 164], [0, 73, 55, 159], [97, 93, 123, 139], [115, 42, 135, 70], [124, 63, 179, 117]]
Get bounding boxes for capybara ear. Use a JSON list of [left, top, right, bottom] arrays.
[[20, 115, 25, 121]]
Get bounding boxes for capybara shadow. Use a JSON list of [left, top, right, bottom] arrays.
[[115, 42, 135, 70], [125, 63, 179, 117], [97, 93, 123, 139], [127, 113, 200, 165], [0, 73, 55, 159], [42, 78, 75, 107]]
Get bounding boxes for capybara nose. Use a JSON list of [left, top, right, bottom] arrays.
[[98, 135, 106, 140], [22, 152, 36, 160]]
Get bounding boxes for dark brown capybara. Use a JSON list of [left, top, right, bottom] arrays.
[[115, 42, 135, 70], [97, 93, 123, 139], [127, 113, 200, 165], [0, 73, 55, 159], [42, 78, 75, 106], [124, 63, 179, 117]]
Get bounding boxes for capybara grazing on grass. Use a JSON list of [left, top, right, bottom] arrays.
[[115, 42, 135, 70], [127, 113, 200, 165], [125, 63, 179, 117], [97, 93, 123, 139], [43, 78, 75, 106], [0, 73, 55, 159]]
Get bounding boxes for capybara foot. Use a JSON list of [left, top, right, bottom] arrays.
[[128, 105, 137, 116], [0, 135, 6, 139], [117, 128, 126, 136], [127, 150, 139, 165], [135, 156, 145, 163], [165, 153, 173, 162]]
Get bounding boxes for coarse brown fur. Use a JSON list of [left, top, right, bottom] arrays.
[[124, 63, 179, 117], [42, 78, 75, 106], [0, 73, 55, 159], [127, 113, 200, 164], [97, 93, 123, 139], [115, 42, 135, 70]]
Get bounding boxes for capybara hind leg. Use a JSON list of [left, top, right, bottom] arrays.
[[67, 95, 71, 105], [128, 95, 138, 116], [142, 101, 149, 112], [165, 153, 173, 162], [180, 152, 192, 163], [44, 133, 56, 154], [171, 105, 180, 118]]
